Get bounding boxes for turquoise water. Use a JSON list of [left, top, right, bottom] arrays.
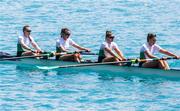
[[0, 0, 180, 110]]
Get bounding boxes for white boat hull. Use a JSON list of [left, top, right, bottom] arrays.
[[1, 58, 180, 79]]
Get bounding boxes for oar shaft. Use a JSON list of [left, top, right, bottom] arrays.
[[138, 56, 179, 62], [0, 51, 97, 61], [54, 57, 179, 68], [37, 56, 179, 70], [0, 54, 50, 60], [58, 60, 132, 68], [53, 52, 98, 56]]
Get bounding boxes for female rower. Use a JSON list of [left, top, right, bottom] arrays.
[[139, 33, 179, 70], [17, 25, 43, 56], [56, 28, 90, 62], [98, 31, 126, 64]]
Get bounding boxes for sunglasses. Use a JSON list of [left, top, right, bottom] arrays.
[[65, 33, 70, 36], [108, 36, 114, 39], [26, 30, 31, 32], [63, 33, 70, 37]]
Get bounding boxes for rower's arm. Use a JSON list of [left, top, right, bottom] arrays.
[[104, 47, 119, 59], [31, 41, 42, 51], [72, 44, 90, 52], [114, 47, 126, 60], [159, 49, 178, 57], [144, 51, 158, 58], [57, 46, 68, 52], [19, 39, 32, 51]]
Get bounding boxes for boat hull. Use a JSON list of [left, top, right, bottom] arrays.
[[1, 58, 180, 79]]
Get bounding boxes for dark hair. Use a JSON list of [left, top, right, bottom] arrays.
[[147, 33, 156, 42], [106, 30, 113, 38], [61, 28, 71, 36], [23, 25, 30, 32]]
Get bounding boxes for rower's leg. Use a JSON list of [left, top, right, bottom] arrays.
[[102, 57, 118, 62], [59, 54, 75, 61], [158, 60, 170, 70], [142, 61, 159, 68], [73, 53, 81, 63], [102, 57, 121, 65], [163, 61, 170, 70], [22, 51, 34, 56], [158, 60, 166, 70], [59, 54, 81, 62]]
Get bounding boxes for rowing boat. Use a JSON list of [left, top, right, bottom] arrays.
[[0, 57, 180, 79]]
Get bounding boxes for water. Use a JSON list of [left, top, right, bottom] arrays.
[[0, 0, 180, 110]]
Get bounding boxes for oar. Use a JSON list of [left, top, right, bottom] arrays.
[[54, 51, 98, 56], [37, 60, 135, 70], [0, 51, 98, 61], [37, 56, 179, 70], [0, 53, 51, 61], [138, 56, 179, 62], [78, 51, 98, 55], [0, 52, 69, 60]]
